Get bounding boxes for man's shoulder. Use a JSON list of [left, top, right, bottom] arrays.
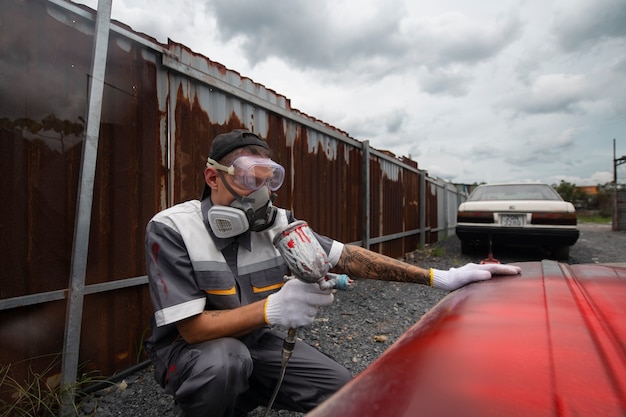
[[150, 200, 202, 223]]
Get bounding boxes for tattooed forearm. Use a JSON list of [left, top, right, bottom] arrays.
[[336, 245, 430, 285], [202, 310, 225, 318]]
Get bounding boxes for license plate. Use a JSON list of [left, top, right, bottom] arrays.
[[500, 214, 524, 227]]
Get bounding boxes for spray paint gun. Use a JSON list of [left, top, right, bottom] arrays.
[[263, 221, 353, 415], [271, 219, 353, 369], [272, 220, 352, 289]]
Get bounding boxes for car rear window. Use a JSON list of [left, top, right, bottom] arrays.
[[469, 184, 562, 201]]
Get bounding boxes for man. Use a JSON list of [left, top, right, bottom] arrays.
[[144, 129, 521, 417]]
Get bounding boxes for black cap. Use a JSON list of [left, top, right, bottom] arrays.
[[210, 129, 269, 161], [201, 129, 269, 200]]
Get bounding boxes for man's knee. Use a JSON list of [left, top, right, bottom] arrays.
[[187, 337, 253, 389], [172, 338, 253, 416], [333, 365, 352, 391]]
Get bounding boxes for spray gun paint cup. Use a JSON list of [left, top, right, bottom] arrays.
[[272, 220, 331, 283]]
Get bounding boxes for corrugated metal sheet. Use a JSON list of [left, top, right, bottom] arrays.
[[0, 0, 465, 386], [426, 179, 441, 244], [1, 0, 160, 377]]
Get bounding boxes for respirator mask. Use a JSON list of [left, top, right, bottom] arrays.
[[206, 155, 284, 238], [208, 186, 278, 238]]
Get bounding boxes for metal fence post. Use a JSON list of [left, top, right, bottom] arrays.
[[60, 0, 111, 413], [437, 182, 450, 240], [362, 140, 371, 249], [419, 170, 426, 248]]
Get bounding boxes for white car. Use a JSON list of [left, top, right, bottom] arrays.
[[456, 183, 579, 259]]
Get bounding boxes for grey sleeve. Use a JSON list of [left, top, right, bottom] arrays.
[[145, 220, 206, 326]]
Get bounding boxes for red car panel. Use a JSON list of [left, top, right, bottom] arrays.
[[308, 261, 626, 417]]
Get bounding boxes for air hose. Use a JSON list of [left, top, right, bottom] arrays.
[[264, 327, 297, 417], [263, 274, 352, 416]]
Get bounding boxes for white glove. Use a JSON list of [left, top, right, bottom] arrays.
[[264, 278, 334, 328], [430, 263, 521, 291]]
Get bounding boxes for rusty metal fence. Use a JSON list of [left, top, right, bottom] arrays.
[[0, 0, 466, 392], [615, 190, 626, 231]]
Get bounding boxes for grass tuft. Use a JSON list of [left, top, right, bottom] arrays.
[[0, 354, 111, 417], [578, 214, 612, 224]]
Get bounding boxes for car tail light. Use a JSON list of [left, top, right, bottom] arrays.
[[457, 211, 494, 224], [531, 212, 577, 226]]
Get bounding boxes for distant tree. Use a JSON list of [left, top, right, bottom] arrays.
[[573, 189, 589, 208], [594, 181, 622, 216], [552, 180, 575, 201], [551, 180, 588, 207]]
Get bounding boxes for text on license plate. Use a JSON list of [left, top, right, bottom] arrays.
[[500, 214, 524, 227]]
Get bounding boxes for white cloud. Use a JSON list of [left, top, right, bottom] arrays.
[[552, 0, 626, 52], [76, 0, 626, 187]]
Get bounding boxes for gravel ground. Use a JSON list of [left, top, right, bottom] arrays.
[[77, 222, 625, 417]]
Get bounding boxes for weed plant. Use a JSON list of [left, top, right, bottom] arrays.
[[578, 213, 612, 224], [0, 354, 109, 417]]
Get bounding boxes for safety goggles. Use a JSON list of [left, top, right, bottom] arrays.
[[207, 155, 285, 191]]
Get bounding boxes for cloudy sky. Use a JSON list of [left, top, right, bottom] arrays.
[[78, 0, 626, 186]]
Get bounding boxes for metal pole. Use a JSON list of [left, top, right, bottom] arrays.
[[614, 138, 617, 231], [60, 0, 112, 413], [420, 170, 426, 248], [614, 138, 626, 231], [443, 183, 449, 238], [362, 140, 371, 249]]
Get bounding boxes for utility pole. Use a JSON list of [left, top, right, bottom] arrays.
[[613, 138, 626, 231]]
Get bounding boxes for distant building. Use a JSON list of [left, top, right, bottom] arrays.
[[576, 185, 598, 196]]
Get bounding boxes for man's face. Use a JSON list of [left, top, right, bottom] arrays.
[[206, 152, 275, 206], [218, 168, 264, 201]]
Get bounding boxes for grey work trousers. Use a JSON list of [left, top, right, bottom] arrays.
[[149, 329, 352, 417]]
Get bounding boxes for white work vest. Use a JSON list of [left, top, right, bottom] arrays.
[[153, 200, 291, 311]]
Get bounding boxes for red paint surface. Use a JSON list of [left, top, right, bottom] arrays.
[[151, 242, 160, 262], [309, 261, 626, 417]]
